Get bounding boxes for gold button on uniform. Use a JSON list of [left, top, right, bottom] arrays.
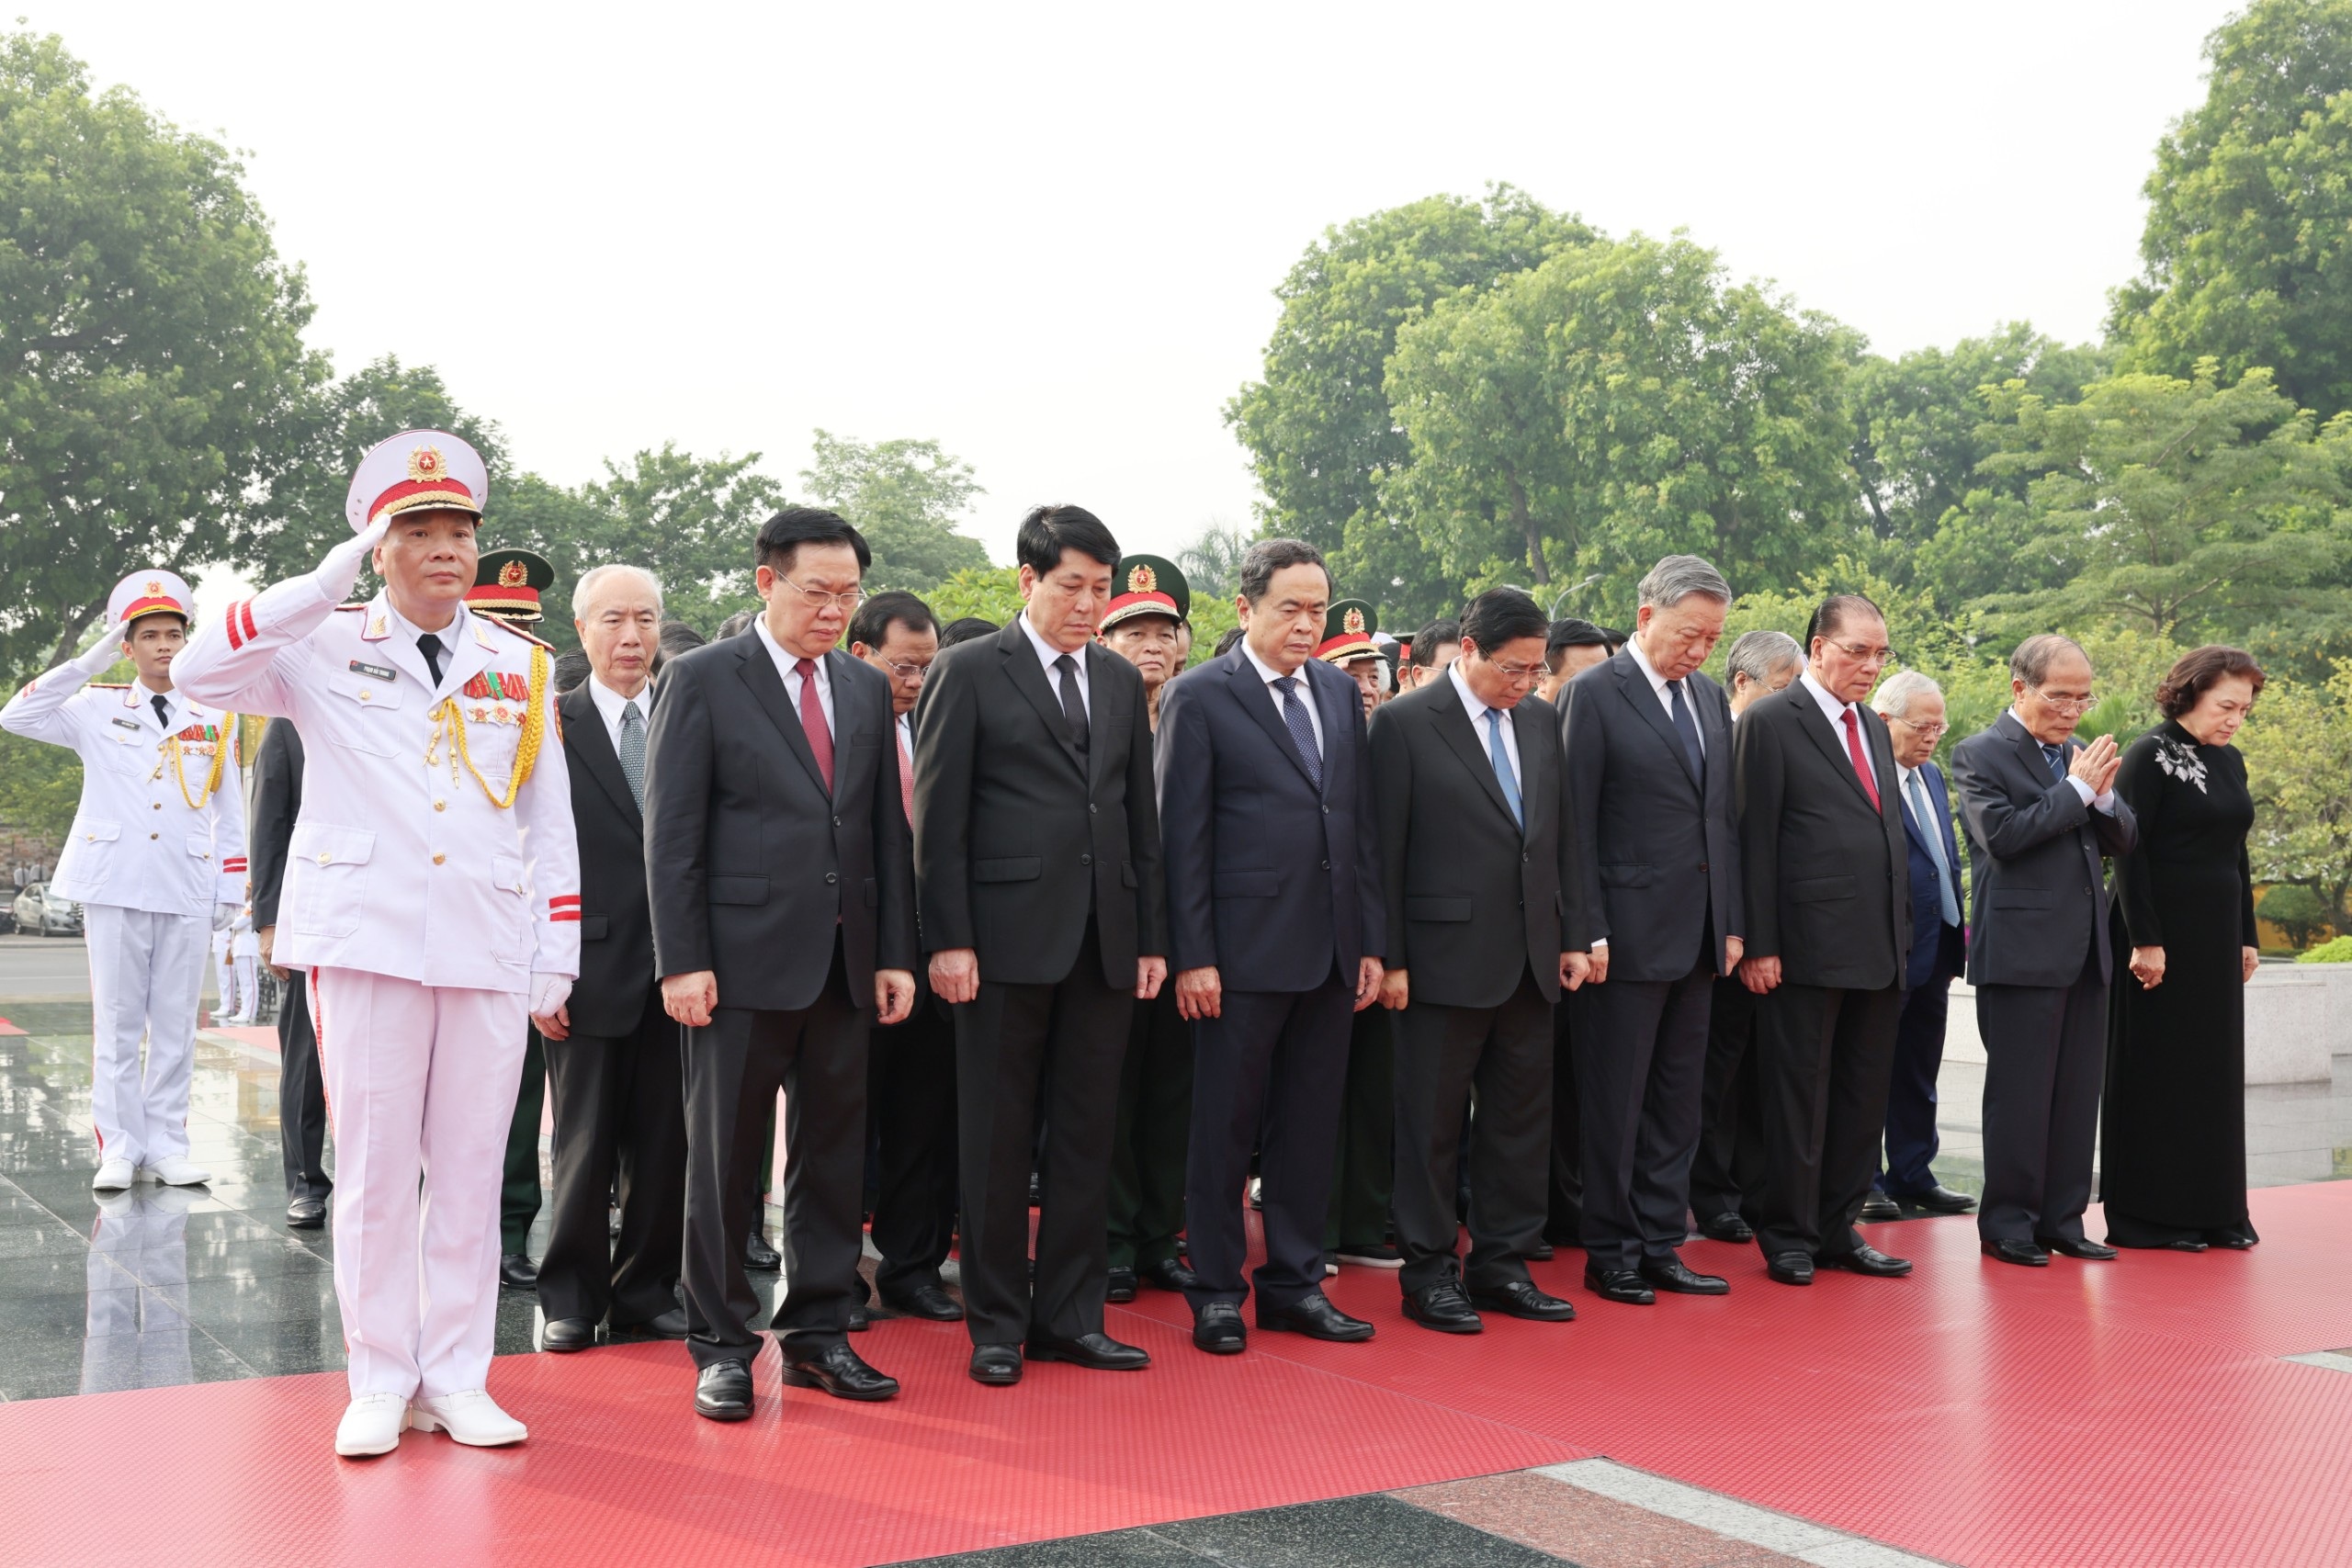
[[434, 800, 446, 811], [152, 802, 162, 810], [149, 832, 158, 840], [317, 852, 331, 864], [433, 853, 446, 865]]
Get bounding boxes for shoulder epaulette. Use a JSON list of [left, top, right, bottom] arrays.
[[499, 623, 555, 651], [334, 602, 368, 613]]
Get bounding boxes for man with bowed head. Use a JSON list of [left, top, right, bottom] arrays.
[[171, 431, 579, 1457]]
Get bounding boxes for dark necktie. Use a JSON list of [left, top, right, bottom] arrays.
[[1054, 654, 1089, 751], [1665, 678, 1703, 778], [418, 633, 446, 687], [2041, 741, 2066, 782], [152, 694, 171, 731], [1272, 675, 1323, 790]]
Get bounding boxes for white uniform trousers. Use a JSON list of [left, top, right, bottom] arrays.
[[84, 902, 207, 1168], [311, 966, 527, 1399], [210, 931, 236, 1020], [81, 1191, 193, 1393], [231, 954, 256, 1020]]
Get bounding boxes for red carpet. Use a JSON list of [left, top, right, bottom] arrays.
[[7, 1183, 2352, 1567]]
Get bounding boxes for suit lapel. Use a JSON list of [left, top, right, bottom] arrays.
[[1311, 662, 1351, 791], [364, 593, 438, 694], [2007, 712, 2066, 786], [736, 638, 830, 797], [1227, 656, 1320, 792], [1083, 644, 1118, 794], [1614, 653, 1699, 790], [1793, 688, 1880, 810], [1000, 620, 1087, 777], [1431, 686, 1520, 830], [1925, 762, 1961, 866], [565, 684, 640, 827]]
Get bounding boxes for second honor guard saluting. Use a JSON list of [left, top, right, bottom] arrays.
[[2, 570, 247, 1191], [174, 431, 580, 1458]]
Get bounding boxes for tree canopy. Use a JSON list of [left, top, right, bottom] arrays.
[[798, 430, 988, 595]]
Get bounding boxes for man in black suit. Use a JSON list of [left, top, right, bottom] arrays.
[[534, 564, 689, 1351], [1869, 670, 1977, 1219], [248, 716, 329, 1229], [1559, 555, 1743, 1305], [648, 507, 918, 1419], [913, 504, 1168, 1387], [846, 590, 962, 1324], [1951, 635, 2137, 1267], [1733, 596, 1913, 1285], [1157, 538, 1385, 1355], [1372, 588, 1578, 1334]]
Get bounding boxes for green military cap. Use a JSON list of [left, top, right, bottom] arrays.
[[1317, 598, 1379, 663], [467, 548, 555, 625], [1102, 554, 1190, 631]]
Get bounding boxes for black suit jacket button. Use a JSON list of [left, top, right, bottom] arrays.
[[1699, 862, 1709, 872], [1080, 854, 1093, 866], [825, 872, 839, 885], [1320, 858, 1331, 870], [1321, 804, 1330, 815], [1089, 803, 1098, 813], [832, 816, 842, 827]]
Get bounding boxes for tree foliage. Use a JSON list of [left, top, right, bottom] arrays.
[[2242, 657, 2352, 922], [798, 430, 989, 593]]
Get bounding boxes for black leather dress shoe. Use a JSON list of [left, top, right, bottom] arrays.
[[1638, 1257, 1729, 1295], [2204, 1225, 2257, 1250], [1257, 1292, 1375, 1341], [1027, 1331, 1150, 1371], [1402, 1280, 1484, 1334], [1982, 1237, 2050, 1267], [1529, 1240, 1555, 1262], [695, 1359, 753, 1421], [969, 1343, 1023, 1384], [881, 1282, 965, 1322], [1469, 1279, 1577, 1322], [1141, 1257, 1202, 1293], [1582, 1266, 1656, 1304], [287, 1196, 326, 1229], [498, 1253, 538, 1292], [1817, 1244, 1912, 1277], [846, 1301, 870, 1332], [542, 1316, 597, 1352], [617, 1305, 690, 1339], [2037, 1235, 2117, 1261], [1695, 1212, 1754, 1245], [1858, 1190, 1903, 1224], [1193, 1302, 1247, 1354], [1897, 1185, 1977, 1216], [744, 1230, 782, 1272], [1766, 1252, 1815, 1286], [780, 1342, 899, 1402], [1105, 1266, 1138, 1303]]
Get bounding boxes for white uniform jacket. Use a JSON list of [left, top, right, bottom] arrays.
[[171, 573, 580, 996], [0, 674, 247, 917]]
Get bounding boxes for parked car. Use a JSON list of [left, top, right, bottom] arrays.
[[12, 883, 82, 938]]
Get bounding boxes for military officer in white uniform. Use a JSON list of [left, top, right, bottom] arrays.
[[2, 570, 247, 1191], [173, 430, 581, 1459]]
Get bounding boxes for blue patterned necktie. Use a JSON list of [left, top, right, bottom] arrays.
[[1485, 708, 1522, 828], [1272, 675, 1322, 789], [2041, 741, 2066, 782]]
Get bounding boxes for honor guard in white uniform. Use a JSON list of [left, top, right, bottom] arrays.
[[2, 570, 247, 1191], [173, 430, 581, 1459]]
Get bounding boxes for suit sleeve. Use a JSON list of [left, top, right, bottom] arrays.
[[2109, 737, 2165, 947], [1733, 701, 1785, 960], [2235, 751, 2258, 948], [1717, 682, 1745, 943], [1369, 704, 1410, 970], [1126, 682, 1169, 956], [1954, 737, 2092, 861], [1154, 676, 1217, 974], [870, 681, 918, 973], [1349, 695, 1385, 964], [248, 720, 297, 930], [521, 656, 581, 981], [910, 651, 978, 954], [1558, 681, 1608, 951], [644, 655, 716, 977]]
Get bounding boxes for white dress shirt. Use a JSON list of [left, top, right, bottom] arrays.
[[1240, 639, 1324, 756], [585, 672, 652, 750], [1017, 611, 1090, 717], [2007, 707, 2117, 813], [756, 615, 833, 733], [1624, 635, 1702, 757], [1448, 660, 1520, 789]]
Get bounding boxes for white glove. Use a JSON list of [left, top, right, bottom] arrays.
[[319, 514, 393, 603], [212, 902, 238, 932], [528, 972, 572, 1017], [72, 621, 124, 674]]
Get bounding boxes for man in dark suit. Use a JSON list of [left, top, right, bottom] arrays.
[[846, 590, 962, 1324], [1733, 596, 1913, 1285], [648, 507, 918, 1419], [1559, 555, 1743, 1305], [1372, 588, 1578, 1334], [248, 716, 329, 1229], [534, 564, 689, 1351], [1951, 634, 2137, 1266], [1158, 537, 1385, 1355], [913, 504, 1168, 1387], [1869, 670, 1977, 1219]]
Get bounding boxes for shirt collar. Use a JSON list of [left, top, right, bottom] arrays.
[[1017, 610, 1082, 676], [379, 593, 470, 651], [1624, 635, 1670, 695], [587, 672, 649, 728], [754, 615, 828, 684], [1799, 670, 1854, 729], [1241, 638, 1306, 689], [1448, 660, 1495, 727]]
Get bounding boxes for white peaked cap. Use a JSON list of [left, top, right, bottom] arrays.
[[108, 569, 196, 629], [344, 429, 490, 534]]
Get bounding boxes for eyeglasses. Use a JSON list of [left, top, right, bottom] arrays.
[[1487, 660, 1547, 684], [778, 578, 864, 613], [882, 660, 933, 682], [1892, 716, 1949, 739], [1827, 639, 1896, 665], [2028, 686, 2099, 714]]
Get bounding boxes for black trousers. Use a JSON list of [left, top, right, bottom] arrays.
[[1544, 999, 1581, 1242], [1183, 970, 1353, 1313], [537, 988, 687, 1327], [1879, 927, 1963, 1197], [1393, 970, 1552, 1294], [1323, 1000, 1395, 1252], [276, 975, 331, 1203], [1572, 946, 1714, 1271], [1689, 975, 1765, 1224], [1107, 987, 1191, 1271], [1976, 948, 2106, 1246], [865, 995, 959, 1298], [682, 942, 869, 1367], [954, 918, 1132, 1347], [1753, 979, 1904, 1260]]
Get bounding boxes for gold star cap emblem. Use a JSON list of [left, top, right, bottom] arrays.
[[500, 559, 528, 587], [1128, 564, 1158, 594], [406, 446, 446, 482], [1344, 606, 1366, 636]]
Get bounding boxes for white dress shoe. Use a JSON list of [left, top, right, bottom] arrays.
[[334, 1393, 410, 1458], [92, 1157, 136, 1191], [409, 1390, 526, 1447], [140, 1156, 212, 1187]]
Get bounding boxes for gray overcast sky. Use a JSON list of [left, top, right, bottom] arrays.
[[40, 1, 2238, 570]]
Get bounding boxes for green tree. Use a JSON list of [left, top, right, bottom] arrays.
[[1227, 186, 1593, 622], [925, 567, 1025, 627], [2259, 881, 2332, 947], [799, 430, 988, 594], [0, 729, 81, 849], [1381, 231, 1863, 612], [2242, 661, 2352, 922], [1175, 522, 1252, 603], [0, 28, 324, 676], [2111, 0, 2352, 417]]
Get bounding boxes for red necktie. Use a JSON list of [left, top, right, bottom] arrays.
[[796, 658, 834, 794], [1842, 706, 1881, 810], [897, 724, 914, 826]]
